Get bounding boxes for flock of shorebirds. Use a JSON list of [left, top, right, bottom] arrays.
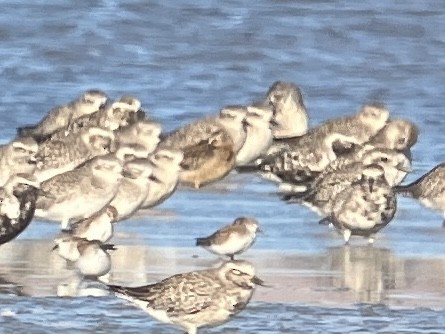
[[0, 81, 444, 333]]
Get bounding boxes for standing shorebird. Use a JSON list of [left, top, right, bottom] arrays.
[[265, 81, 309, 139], [34, 126, 115, 182], [179, 130, 236, 188], [196, 217, 262, 260], [106, 260, 266, 334], [17, 90, 108, 141], [35, 155, 123, 229], [321, 164, 397, 244], [52, 235, 116, 278], [160, 105, 247, 154], [235, 104, 274, 166], [141, 148, 183, 209]]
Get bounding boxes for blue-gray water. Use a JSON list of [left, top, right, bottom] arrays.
[[1, 0, 445, 332]]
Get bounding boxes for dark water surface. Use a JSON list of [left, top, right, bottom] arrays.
[[1, 0, 445, 332]]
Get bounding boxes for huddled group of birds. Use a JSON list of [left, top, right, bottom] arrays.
[[0, 81, 444, 333]]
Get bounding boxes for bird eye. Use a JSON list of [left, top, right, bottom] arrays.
[[231, 269, 242, 276], [380, 157, 389, 162], [397, 138, 406, 145]]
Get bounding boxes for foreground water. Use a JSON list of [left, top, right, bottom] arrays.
[[1, 0, 445, 332]]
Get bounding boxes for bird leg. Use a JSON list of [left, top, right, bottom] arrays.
[[343, 229, 351, 244]]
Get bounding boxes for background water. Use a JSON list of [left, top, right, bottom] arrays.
[[1, 0, 445, 333]]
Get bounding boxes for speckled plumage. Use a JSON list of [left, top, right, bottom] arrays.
[[283, 148, 411, 216], [107, 260, 265, 334], [327, 164, 397, 244], [35, 155, 123, 228], [395, 163, 445, 224], [0, 174, 40, 245], [17, 90, 108, 141], [48, 100, 141, 141], [160, 105, 247, 154], [34, 127, 115, 181]]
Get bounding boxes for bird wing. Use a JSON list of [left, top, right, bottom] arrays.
[[109, 271, 218, 316], [180, 140, 215, 170]]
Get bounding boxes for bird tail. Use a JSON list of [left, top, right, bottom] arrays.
[[100, 243, 117, 251], [280, 187, 313, 203], [196, 237, 212, 247], [16, 125, 37, 138], [318, 217, 331, 225], [235, 164, 260, 173], [16, 125, 50, 143], [393, 183, 415, 197]]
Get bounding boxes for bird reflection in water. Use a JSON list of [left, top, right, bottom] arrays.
[[326, 246, 398, 304]]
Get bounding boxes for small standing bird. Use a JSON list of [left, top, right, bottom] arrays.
[[106, 260, 266, 334], [394, 163, 445, 226], [52, 235, 116, 278], [196, 217, 261, 260], [322, 164, 397, 244]]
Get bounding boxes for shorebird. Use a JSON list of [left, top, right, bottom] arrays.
[[0, 174, 40, 245], [0, 137, 38, 186], [394, 163, 445, 226], [49, 100, 141, 141], [160, 105, 247, 154], [265, 81, 309, 139], [17, 89, 108, 141], [235, 104, 274, 166], [117, 95, 147, 121], [320, 164, 397, 244], [179, 130, 236, 188], [196, 217, 262, 259], [271, 103, 390, 157], [34, 127, 115, 181], [116, 120, 162, 154], [283, 148, 411, 216], [109, 158, 153, 222], [246, 132, 360, 185], [35, 154, 123, 229], [106, 260, 266, 334], [52, 235, 115, 278], [367, 118, 418, 151], [141, 148, 183, 209], [67, 206, 117, 243]]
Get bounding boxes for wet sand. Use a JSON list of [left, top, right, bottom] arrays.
[[1, 239, 445, 309]]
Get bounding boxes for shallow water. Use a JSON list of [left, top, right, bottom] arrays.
[[1, 0, 445, 332]]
